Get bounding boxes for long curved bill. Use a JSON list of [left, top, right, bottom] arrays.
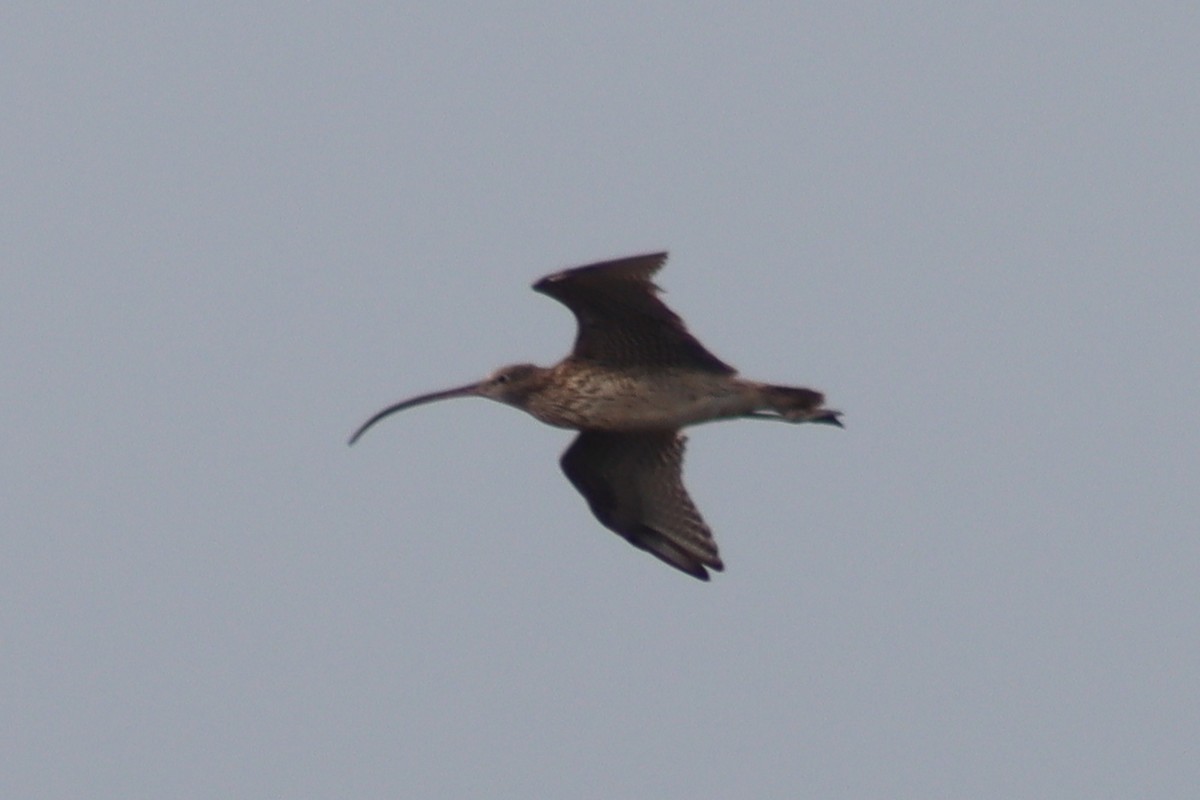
[[348, 382, 483, 445]]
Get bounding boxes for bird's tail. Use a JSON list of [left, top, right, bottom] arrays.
[[760, 385, 843, 426]]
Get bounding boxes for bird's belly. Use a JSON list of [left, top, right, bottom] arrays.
[[529, 374, 757, 431]]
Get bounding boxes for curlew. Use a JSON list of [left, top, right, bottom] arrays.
[[350, 252, 841, 580]]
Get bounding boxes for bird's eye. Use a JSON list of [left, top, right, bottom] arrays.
[[495, 373, 509, 384]]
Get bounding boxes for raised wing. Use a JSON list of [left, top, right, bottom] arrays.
[[559, 430, 723, 580], [533, 252, 734, 373]]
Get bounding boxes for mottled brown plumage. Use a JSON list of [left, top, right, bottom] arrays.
[[350, 252, 841, 580]]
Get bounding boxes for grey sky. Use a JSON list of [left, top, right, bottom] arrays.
[[5, 4, 1198, 798]]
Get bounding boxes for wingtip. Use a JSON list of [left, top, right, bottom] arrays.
[[679, 561, 715, 581], [532, 251, 672, 293], [689, 558, 725, 581], [647, 536, 724, 581]]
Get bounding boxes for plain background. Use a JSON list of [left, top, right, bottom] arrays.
[[5, 4, 1198, 798]]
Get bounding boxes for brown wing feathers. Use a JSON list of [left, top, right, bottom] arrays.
[[533, 253, 735, 373], [559, 431, 723, 580]]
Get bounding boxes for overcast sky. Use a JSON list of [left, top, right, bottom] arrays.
[[5, 4, 1198, 798]]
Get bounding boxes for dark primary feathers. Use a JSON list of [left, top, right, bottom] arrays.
[[533, 252, 735, 374], [560, 430, 723, 580]]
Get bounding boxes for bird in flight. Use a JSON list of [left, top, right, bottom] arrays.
[[350, 252, 841, 580]]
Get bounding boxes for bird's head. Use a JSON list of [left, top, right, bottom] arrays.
[[476, 363, 546, 404]]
